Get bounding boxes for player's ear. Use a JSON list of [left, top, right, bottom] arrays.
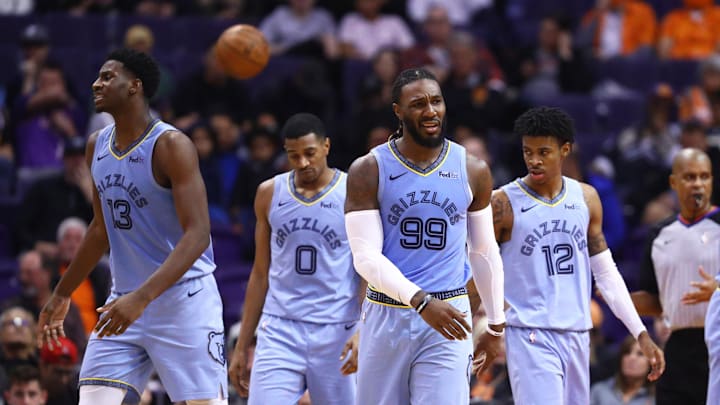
[[560, 142, 571, 157], [392, 102, 401, 120], [129, 78, 142, 95], [324, 136, 331, 152]]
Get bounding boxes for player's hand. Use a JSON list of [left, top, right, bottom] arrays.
[[94, 291, 150, 338], [229, 347, 251, 397], [682, 266, 718, 305], [37, 294, 71, 350], [419, 297, 472, 341], [472, 328, 505, 378], [340, 331, 359, 375], [637, 331, 665, 381]]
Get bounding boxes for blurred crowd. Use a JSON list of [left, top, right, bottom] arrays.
[[3, 0, 720, 404]]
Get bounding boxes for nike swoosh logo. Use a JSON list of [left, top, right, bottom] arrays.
[[520, 205, 538, 213], [96, 153, 109, 161], [389, 173, 407, 181], [344, 322, 357, 330], [188, 288, 203, 297], [278, 200, 292, 207]]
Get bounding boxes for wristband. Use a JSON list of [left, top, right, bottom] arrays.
[[486, 325, 505, 337], [415, 294, 434, 314]]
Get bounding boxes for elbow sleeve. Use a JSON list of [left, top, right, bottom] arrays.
[[467, 205, 506, 325], [345, 210, 420, 306]]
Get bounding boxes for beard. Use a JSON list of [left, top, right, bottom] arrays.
[[403, 117, 445, 148]]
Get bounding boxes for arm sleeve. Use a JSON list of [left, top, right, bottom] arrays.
[[467, 206, 506, 325], [591, 249, 647, 338], [345, 210, 421, 306]]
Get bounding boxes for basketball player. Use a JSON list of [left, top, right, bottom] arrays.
[[486, 107, 664, 404], [228, 113, 362, 404], [344, 68, 506, 404], [37, 49, 227, 405], [631, 148, 718, 405]]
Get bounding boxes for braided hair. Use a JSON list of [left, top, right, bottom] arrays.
[[389, 68, 439, 140]]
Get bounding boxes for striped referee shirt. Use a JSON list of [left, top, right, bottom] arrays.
[[639, 207, 720, 330]]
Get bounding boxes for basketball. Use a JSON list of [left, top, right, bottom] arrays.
[[214, 24, 270, 80]]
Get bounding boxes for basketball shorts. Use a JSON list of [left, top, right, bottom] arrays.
[[79, 275, 227, 403]]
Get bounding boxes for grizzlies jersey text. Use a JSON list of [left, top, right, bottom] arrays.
[[91, 120, 215, 293], [501, 177, 592, 331], [263, 170, 360, 323], [372, 139, 472, 293]]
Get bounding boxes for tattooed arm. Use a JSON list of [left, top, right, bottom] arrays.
[[490, 189, 513, 244]]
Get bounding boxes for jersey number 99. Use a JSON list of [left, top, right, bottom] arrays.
[[400, 217, 447, 250]]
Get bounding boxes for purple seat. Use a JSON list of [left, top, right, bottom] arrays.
[[533, 95, 597, 133]]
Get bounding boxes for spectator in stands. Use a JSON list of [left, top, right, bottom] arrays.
[[0, 307, 37, 392], [578, 0, 657, 60], [14, 137, 92, 255], [260, 0, 338, 59], [518, 16, 594, 103], [3, 365, 47, 405], [4, 24, 51, 115], [338, 0, 415, 60], [0, 251, 85, 353], [401, 5, 503, 85], [658, 0, 720, 60], [680, 54, 720, 126], [54, 218, 110, 336], [590, 336, 656, 405], [442, 31, 511, 132], [609, 84, 679, 225], [11, 62, 85, 169], [38, 336, 78, 405], [188, 122, 224, 219], [456, 129, 513, 187], [209, 110, 245, 207], [171, 48, 250, 130], [124, 24, 175, 108], [406, 0, 490, 26], [229, 127, 282, 233]]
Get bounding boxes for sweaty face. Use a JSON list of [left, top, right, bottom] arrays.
[[395, 79, 446, 148], [670, 156, 713, 212], [521, 136, 570, 186], [284, 133, 330, 186], [91, 60, 136, 113]]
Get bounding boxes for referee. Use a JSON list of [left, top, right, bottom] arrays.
[[631, 148, 719, 405]]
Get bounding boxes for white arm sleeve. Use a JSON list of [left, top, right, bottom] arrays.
[[467, 205, 506, 325], [591, 249, 646, 338], [345, 210, 421, 306]]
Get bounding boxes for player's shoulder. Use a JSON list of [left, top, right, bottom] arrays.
[[577, 180, 600, 200], [347, 152, 378, 178]]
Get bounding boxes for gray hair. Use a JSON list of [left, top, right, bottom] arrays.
[[56, 217, 88, 242]]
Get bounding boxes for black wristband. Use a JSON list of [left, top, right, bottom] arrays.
[[415, 294, 433, 314]]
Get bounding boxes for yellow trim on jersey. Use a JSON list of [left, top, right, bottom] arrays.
[[388, 140, 451, 177], [286, 170, 344, 206], [515, 179, 568, 207], [79, 377, 140, 395], [108, 120, 163, 160]]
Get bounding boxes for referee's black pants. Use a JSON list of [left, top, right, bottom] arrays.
[[656, 328, 708, 405]]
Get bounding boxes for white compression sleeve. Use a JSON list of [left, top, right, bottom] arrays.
[[467, 206, 506, 325], [591, 249, 646, 338], [345, 210, 421, 306]]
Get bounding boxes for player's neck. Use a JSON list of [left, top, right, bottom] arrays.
[[394, 136, 444, 169], [294, 166, 335, 194], [522, 175, 564, 200], [112, 107, 154, 149]]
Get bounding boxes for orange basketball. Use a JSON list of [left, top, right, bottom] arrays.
[[214, 24, 270, 80]]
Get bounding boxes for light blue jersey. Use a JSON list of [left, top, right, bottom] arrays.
[[263, 169, 360, 324], [501, 177, 592, 331], [358, 138, 474, 405], [82, 120, 226, 403], [372, 138, 472, 293], [250, 169, 358, 405], [91, 120, 215, 293]]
